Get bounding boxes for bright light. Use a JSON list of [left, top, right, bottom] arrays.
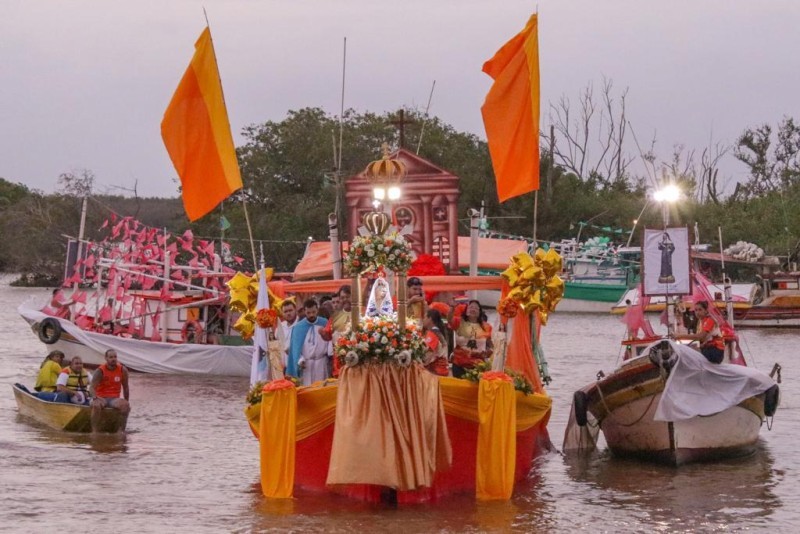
[[387, 186, 402, 200], [371, 199, 381, 209], [373, 187, 386, 200], [654, 184, 680, 203], [633, 219, 638, 225]]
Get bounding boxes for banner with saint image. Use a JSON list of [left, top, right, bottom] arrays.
[[642, 227, 691, 296]]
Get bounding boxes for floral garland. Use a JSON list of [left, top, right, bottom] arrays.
[[463, 360, 533, 395], [335, 314, 426, 368], [344, 233, 415, 275]]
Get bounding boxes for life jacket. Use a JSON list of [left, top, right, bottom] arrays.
[[95, 363, 125, 398], [700, 317, 725, 350], [60, 367, 90, 393]]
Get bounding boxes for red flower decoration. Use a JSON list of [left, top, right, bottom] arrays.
[[482, 371, 513, 383], [256, 308, 278, 329]]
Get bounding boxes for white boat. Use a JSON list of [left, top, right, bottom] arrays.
[[19, 299, 252, 376], [567, 339, 779, 465], [18, 217, 254, 376]]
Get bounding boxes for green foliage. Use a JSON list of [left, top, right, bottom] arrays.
[[3, 111, 800, 281]]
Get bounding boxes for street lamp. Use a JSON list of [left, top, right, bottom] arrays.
[[653, 184, 680, 226]]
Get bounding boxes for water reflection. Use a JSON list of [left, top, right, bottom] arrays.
[[15, 414, 128, 453], [564, 442, 781, 529]]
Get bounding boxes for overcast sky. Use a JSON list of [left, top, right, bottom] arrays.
[[2, 0, 799, 198]]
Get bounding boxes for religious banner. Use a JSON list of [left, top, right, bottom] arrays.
[[642, 227, 691, 296]]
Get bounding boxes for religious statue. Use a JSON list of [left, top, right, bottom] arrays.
[[365, 277, 394, 317], [658, 231, 676, 284]]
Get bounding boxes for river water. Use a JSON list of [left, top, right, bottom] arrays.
[[1, 276, 797, 533]]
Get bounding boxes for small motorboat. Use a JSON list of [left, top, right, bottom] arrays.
[[12, 384, 126, 433]]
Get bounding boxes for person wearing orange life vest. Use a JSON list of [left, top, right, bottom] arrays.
[[685, 300, 725, 364], [90, 349, 130, 432]]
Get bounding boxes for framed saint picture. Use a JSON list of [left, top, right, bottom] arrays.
[[642, 227, 691, 296], [393, 206, 415, 230]]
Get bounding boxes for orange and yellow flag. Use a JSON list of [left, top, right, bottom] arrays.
[[481, 14, 540, 202], [161, 27, 242, 221]]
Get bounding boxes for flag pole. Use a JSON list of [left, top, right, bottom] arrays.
[[202, 9, 256, 269], [242, 200, 258, 271], [533, 190, 539, 245]]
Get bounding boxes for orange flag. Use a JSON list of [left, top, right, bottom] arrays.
[[481, 14, 540, 202], [161, 27, 243, 221]]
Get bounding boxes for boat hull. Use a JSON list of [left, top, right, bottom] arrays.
[[735, 305, 800, 328], [579, 356, 767, 466], [19, 302, 252, 376], [601, 391, 763, 465], [13, 385, 125, 433], [246, 378, 553, 502]]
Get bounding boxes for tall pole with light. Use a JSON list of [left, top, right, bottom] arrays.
[[653, 183, 681, 336]]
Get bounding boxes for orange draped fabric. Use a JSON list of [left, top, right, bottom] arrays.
[[161, 27, 242, 221], [504, 312, 544, 393], [259, 382, 297, 498], [326, 364, 452, 491], [481, 13, 540, 202], [476, 377, 517, 500]]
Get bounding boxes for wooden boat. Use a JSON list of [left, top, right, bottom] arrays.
[[569, 340, 779, 465], [734, 272, 800, 327], [12, 384, 125, 433]]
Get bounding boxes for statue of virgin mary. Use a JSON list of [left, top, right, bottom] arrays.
[[365, 277, 394, 317]]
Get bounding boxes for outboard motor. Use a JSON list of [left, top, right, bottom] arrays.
[[648, 340, 677, 372]]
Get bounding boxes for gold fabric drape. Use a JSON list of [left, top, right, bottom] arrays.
[[247, 382, 338, 441], [326, 364, 452, 491], [476, 377, 517, 500], [259, 382, 297, 498], [438, 377, 551, 431]]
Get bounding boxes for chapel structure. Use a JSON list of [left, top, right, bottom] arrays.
[[344, 148, 461, 273]]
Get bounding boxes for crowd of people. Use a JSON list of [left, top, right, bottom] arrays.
[[274, 276, 496, 384]]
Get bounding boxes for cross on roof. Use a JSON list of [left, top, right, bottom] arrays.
[[390, 109, 416, 149]]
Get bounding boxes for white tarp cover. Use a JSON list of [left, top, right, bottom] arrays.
[[654, 341, 775, 421], [18, 300, 252, 376]]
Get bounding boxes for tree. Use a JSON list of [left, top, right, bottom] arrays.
[[548, 78, 634, 188], [734, 117, 800, 199]]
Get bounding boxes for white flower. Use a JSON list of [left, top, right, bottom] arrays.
[[380, 335, 388, 344], [395, 350, 412, 367], [345, 351, 359, 367], [388, 254, 395, 260], [367, 250, 375, 257]]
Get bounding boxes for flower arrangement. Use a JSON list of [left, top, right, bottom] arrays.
[[246, 376, 301, 405], [335, 314, 427, 368], [497, 297, 520, 319], [462, 361, 533, 395], [255, 308, 278, 329], [344, 233, 415, 275]]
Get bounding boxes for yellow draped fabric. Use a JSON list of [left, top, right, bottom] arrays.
[[247, 381, 338, 441], [259, 384, 297, 498], [438, 377, 551, 431], [247, 377, 551, 437], [476, 378, 517, 500], [326, 364, 452, 491]]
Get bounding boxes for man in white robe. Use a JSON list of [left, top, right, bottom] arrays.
[[287, 299, 330, 385]]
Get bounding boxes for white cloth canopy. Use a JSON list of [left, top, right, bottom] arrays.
[[654, 341, 776, 421]]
